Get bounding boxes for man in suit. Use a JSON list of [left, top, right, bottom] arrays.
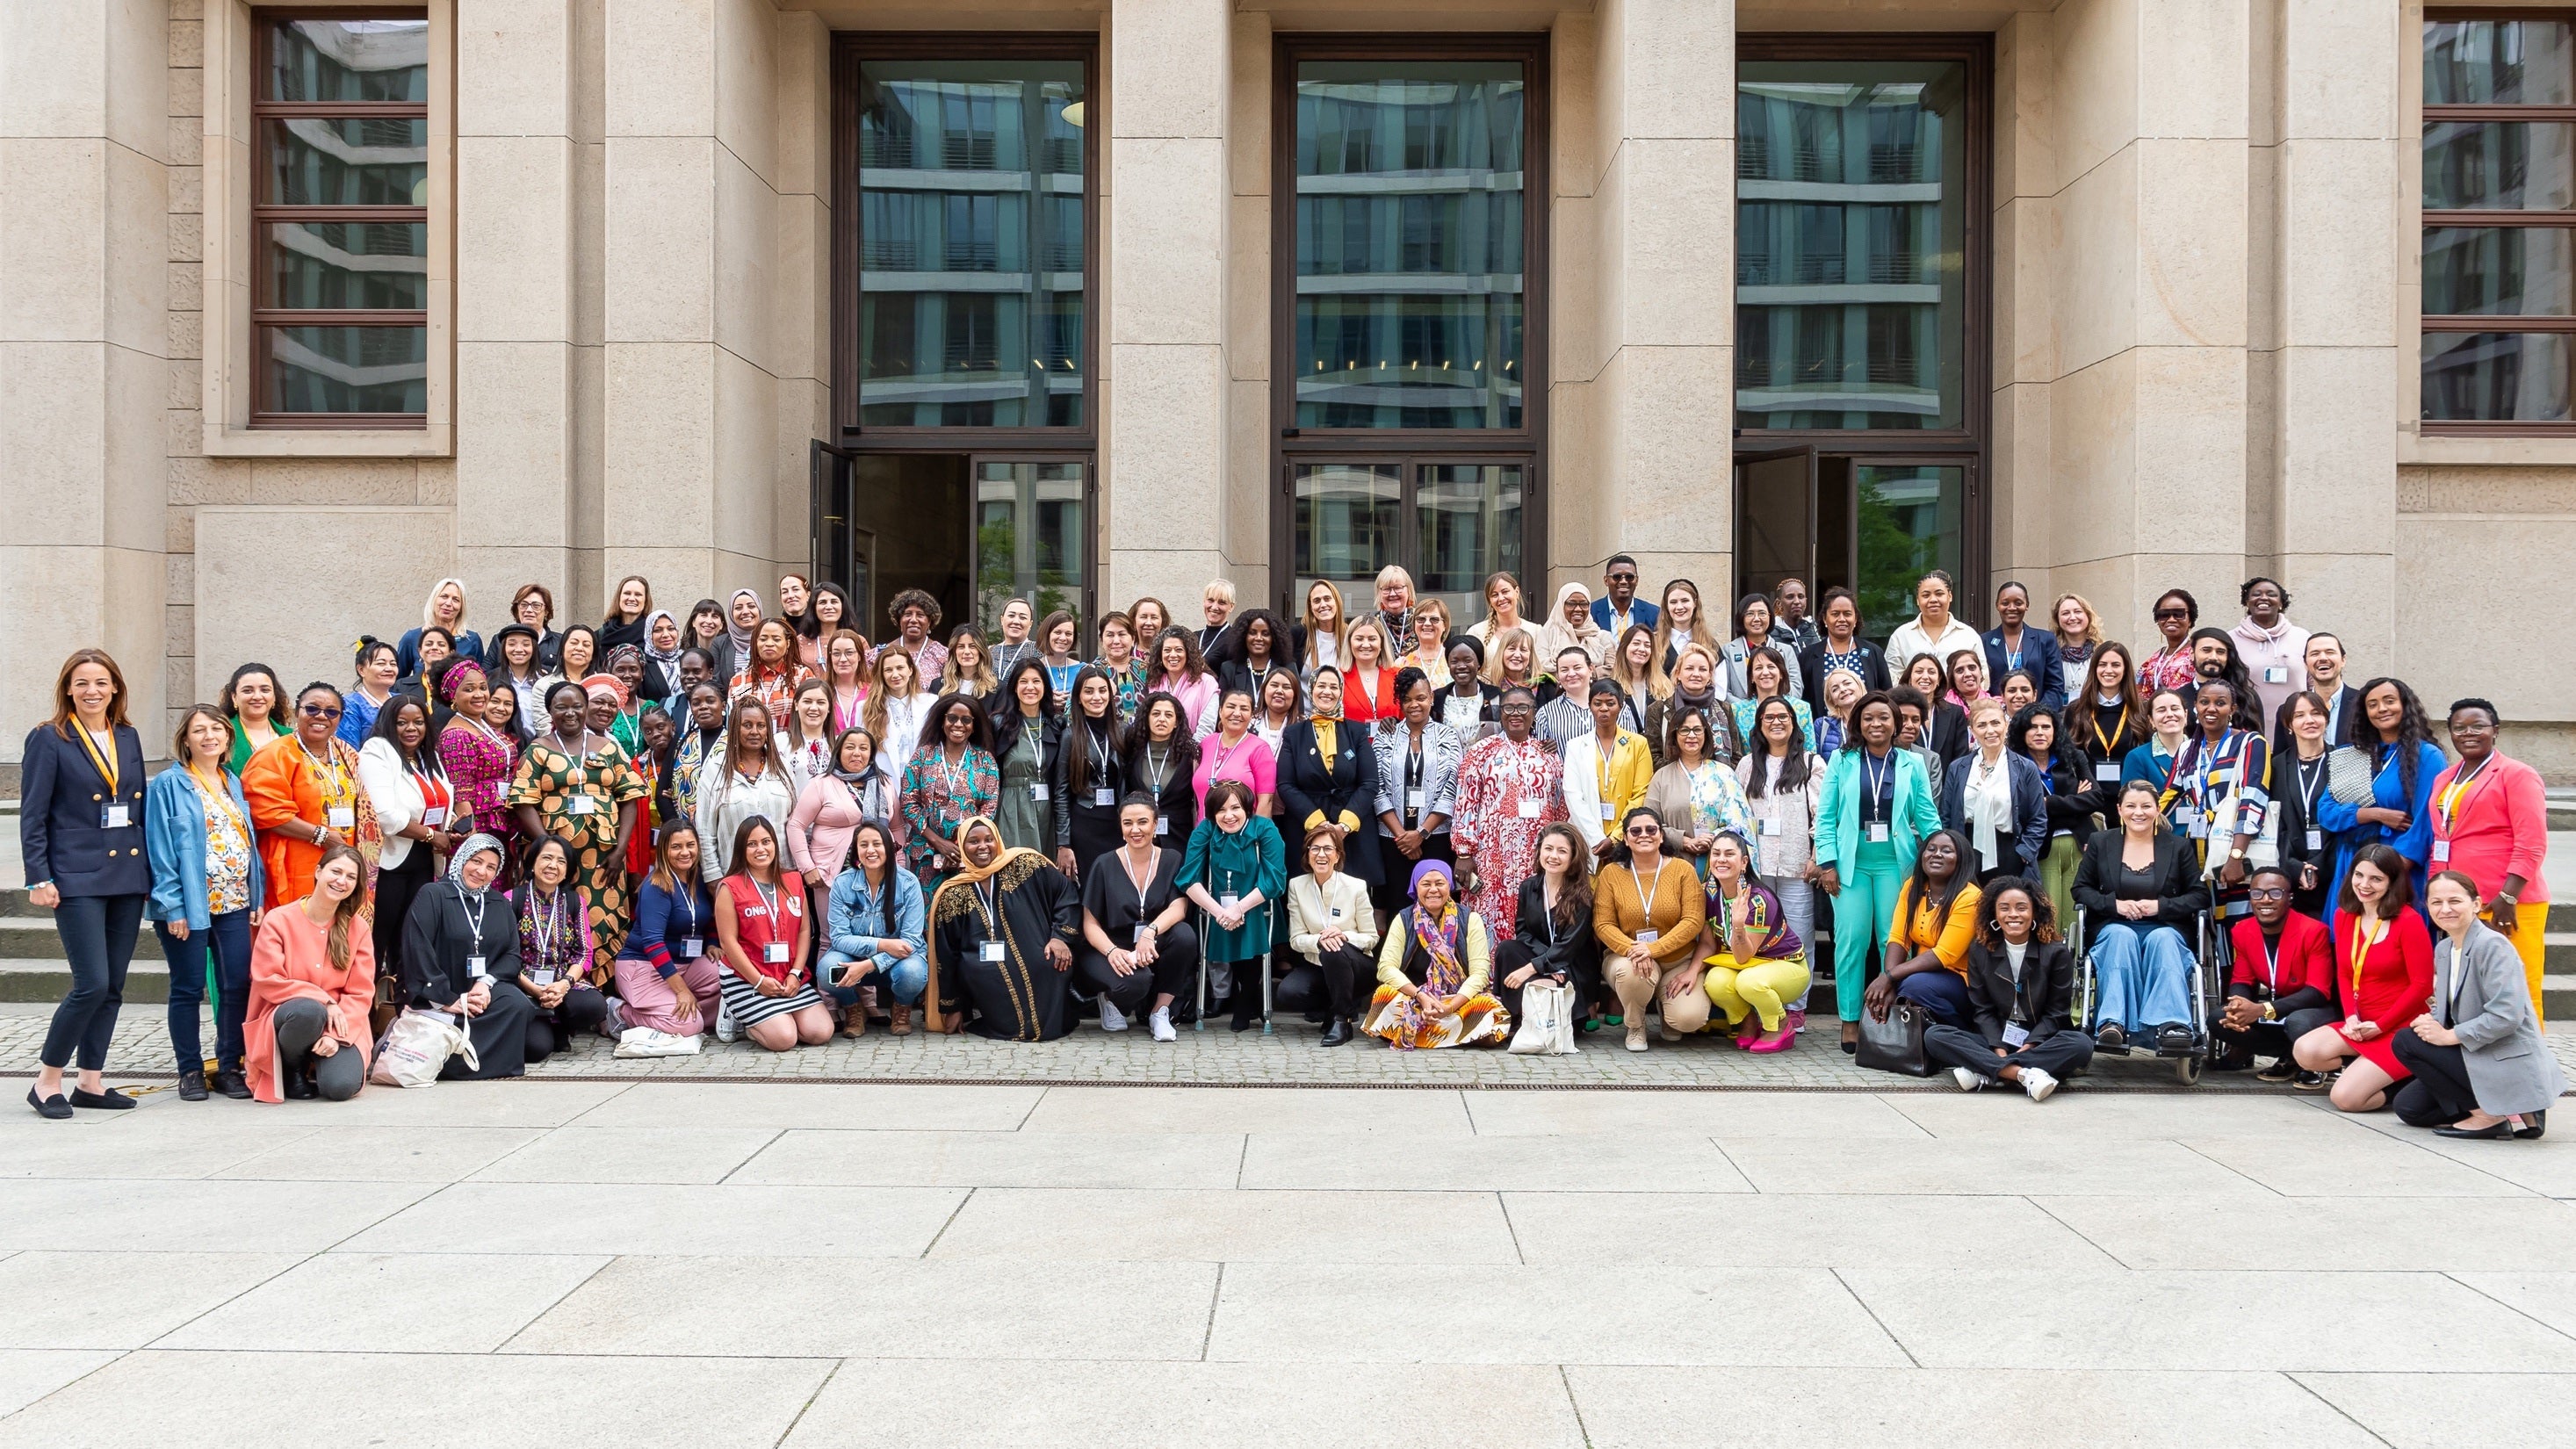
[[1589, 554, 1659, 637], [2275, 631, 2362, 757]]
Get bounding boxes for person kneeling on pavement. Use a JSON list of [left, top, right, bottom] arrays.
[[1925, 876, 2089, 1101], [2216, 865, 2336, 1086]]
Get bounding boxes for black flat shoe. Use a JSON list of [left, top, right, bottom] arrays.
[[2435, 1118, 2519, 1140], [2516, 1110, 2548, 1140], [68, 1086, 134, 1111], [1230, 1008, 1261, 1033], [214, 1067, 252, 1100], [2155, 1022, 2195, 1055], [177, 1070, 209, 1102], [26, 1087, 70, 1121], [1319, 1017, 1353, 1048]]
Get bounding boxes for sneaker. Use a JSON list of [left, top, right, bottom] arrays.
[[1149, 1006, 1176, 1042], [2021, 1067, 2059, 1103], [2291, 1070, 2327, 1092], [177, 1069, 209, 1102], [614, 1027, 703, 1059], [1952, 1066, 1987, 1092], [1099, 997, 1129, 1033], [2255, 1057, 2296, 1084], [715, 1001, 740, 1043], [1625, 1025, 1649, 1053]]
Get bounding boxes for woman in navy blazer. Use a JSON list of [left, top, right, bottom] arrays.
[[21, 650, 151, 1118], [146, 705, 268, 1100], [1981, 581, 2066, 710], [1274, 667, 1384, 889]]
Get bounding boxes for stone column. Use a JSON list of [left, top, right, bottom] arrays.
[[2046, 0, 2252, 642], [0, 0, 170, 754], [1570, 0, 1735, 596], [2256, 0, 2399, 675], [1104, 0, 1232, 609], [454, 0, 600, 624]]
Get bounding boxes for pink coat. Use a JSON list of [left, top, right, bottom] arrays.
[[2428, 753, 2550, 904], [245, 906, 376, 1104]]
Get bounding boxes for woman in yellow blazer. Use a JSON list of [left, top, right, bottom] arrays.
[[1592, 805, 1710, 1053]]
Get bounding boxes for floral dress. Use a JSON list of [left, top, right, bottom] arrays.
[[204, 781, 253, 916], [437, 717, 518, 838], [900, 745, 1001, 881], [1450, 732, 1567, 939], [506, 733, 648, 962], [1684, 761, 1761, 875]]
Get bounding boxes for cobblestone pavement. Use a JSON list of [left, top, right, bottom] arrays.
[[13, 1004, 2576, 1091]]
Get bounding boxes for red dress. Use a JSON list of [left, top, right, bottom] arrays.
[[2331, 909, 2433, 1079], [1342, 667, 1403, 726]]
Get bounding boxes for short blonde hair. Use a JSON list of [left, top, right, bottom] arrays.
[[2050, 593, 2103, 646], [1375, 565, 1414, 593], [1204, 578, 1237, 605], [1346, 616, 1393, 660], [1967, 696, 2011, 725]]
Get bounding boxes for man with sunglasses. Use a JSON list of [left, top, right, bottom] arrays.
[[1589, 555, 1659, 637], [2215, 864, 2335, 1085]]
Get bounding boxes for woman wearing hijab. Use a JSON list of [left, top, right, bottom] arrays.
[[1536, 582, 1609, 674], [636, 609, 687, 709], [399, 833, 540, 1078], [1361, 858, 1508, 1049], [714, 588, 763, 686], [245, 845, 376, 1102], [926, 816, 1083, 1039]]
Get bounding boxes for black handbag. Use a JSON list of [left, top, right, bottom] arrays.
[[1856, 999, 1931, 1077]]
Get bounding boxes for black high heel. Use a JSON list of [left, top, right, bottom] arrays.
[[2515, 1110, 2548, 1141]]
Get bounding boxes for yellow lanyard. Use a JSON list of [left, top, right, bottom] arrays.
[[2349, 917, 2385, 1000], [189, 764, 245, 836], [2435, 756, 2493, 837], [2092, 706, 2128, 757], [75, 724, 119, 797], [295, 737, 350, 805]]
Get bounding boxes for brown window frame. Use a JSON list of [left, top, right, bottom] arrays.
[[249, 7, 430, 429], [2421, 8, 2576, 436]]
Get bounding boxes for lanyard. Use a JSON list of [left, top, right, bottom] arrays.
[[2296, 756, 2325, 822], [1631, 856, 1669, 926], [529, 889, 569, 969], [2435, 755, 2495, 835], [670, 878, 698, 939], [1085, 723, 1114, 786], [2092, 705, 2129, 756], [936, 746, 971, 800], [2349, 916, 2385, 1000], [1210, 733, 1252, 781], [458, 888, 490, 949], [1122, 847, 1158, 907], [2252, 928, 2280, 991], [1538, 883, 1566, 946], [1144, 745, 1174, 794], [973, 879, 998, 932], [754, 879, 783, 936], [551, 732, 590, 788], [75, 725, 120, 796], [1861, 749, 1893, 823], [295, 736, 350, 805], [190, 765, 245, 836]]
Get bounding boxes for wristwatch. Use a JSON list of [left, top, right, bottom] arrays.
[[2228, 847, 2246, 860], [2262, 1002, 2277, 1022]]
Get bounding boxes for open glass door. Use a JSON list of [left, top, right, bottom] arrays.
[[1733, 444, 1815, 606]]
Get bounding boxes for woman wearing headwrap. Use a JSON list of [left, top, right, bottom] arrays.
[[1360, 858, 1507, 1049], [435, 660, 517, 846], [507, 680, 647, 968], [398, 833, 539, 1078], [602, 648, 650, 757], [1536, 582, 1610, 674], [926, 817, 1082, 1040]]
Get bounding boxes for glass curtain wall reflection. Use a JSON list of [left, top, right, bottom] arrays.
[[1735, 61, 1966, 429], [254, 16, 429, 419], [857, 61, 1086, 427], [976, 461, 1086, 627], [2421, 16, 2576, 427], [1293, 61, 1526, 429]]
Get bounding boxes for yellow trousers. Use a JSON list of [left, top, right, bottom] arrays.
[[1703, 957, 1812, 1034], [2492, 906, 2546, 1027]]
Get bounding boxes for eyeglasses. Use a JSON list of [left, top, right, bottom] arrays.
[[2246, 888, 2288, 901], [300, 703, 343, 719]]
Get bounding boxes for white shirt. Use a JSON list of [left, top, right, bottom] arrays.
[[1886, 616, 1983, 685]]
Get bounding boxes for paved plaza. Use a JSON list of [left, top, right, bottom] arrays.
[[3, 1051, 2574, 1446]]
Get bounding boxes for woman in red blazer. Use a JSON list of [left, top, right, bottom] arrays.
[[2293, 843, 2434, 1114]]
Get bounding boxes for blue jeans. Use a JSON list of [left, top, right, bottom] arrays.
[[2090, 923, 2194, 1034], [818, 952, 927, 1007], [156, 910, 255, 1072], [41, 893, 147, 1072], [1894, 969, 1974, 1029]]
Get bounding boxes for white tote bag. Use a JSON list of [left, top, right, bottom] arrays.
[[370, 1008, 476, 1089], [614, 1027, 704, 1058], [1508, 979, 1580, 1055]]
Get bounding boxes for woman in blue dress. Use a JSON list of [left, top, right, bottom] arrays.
[[2315, 677, 2445, 911]]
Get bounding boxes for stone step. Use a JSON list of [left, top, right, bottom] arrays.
[[0, 960, 170, 1005], [0, 915, 145, 962]]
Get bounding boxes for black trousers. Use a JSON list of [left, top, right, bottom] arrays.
[[524, 984, 610, 1062], [1925, 1021, 2095, 1079], [41, 892, 147, 1071], [1077, 920, 1201, 1013], [2213, 1007, 2338, 1069], [1490, 941, 1579, 1032], [1278, 941, 1373, 1021], [2391, 1030, 2481, 1127], [270, 998, 366, 1101], [371, 847, 437, 987]]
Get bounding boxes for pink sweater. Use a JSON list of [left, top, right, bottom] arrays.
[[1192, 732, 1277, 812], [786, 775, 868, 879]]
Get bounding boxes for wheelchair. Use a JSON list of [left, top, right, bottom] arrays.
[[2068, 905, 2230, 1085]]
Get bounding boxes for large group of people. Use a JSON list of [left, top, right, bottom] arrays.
[[18, 559, 2560, 1137]]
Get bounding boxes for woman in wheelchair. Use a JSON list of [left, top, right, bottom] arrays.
[[2073, 780, 2210, 1053], [1864, 827, 1981, 1030], [1924, 876, 2089, 1100], [2293, 843, 2433, 1114]]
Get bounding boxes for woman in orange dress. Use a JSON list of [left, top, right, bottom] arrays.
[[2293, 842, 2435, 1115], [242, 681, 382, 915], [244, 846, 376, 1103]]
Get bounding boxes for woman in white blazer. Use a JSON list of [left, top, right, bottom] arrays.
[[1284, 829, 1382, 1046], [356, 694, 458, 987], [2392, 870, 2566, 1139]]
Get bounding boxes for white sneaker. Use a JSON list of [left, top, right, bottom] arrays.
[[1625, 1026, 1649, 1053], [1148, 1006, 1176, 1042], [1099, 998, 1129, 1033], [1952, 1066, 1987, 1092], [714, 1001, 739, 1043], [2022, 1067, 2059, 1103]]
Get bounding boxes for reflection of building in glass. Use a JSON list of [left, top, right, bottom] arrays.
[[859, 64, 1086, 427], [1293, 65, 1525, 429], [1853, 465, 1961, 632], [1735, 67, 1963, 429], [976, 462, 1085, 627]]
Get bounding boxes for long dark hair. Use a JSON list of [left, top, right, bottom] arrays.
[[1535, 821, 1594, 932], [1123, 689, 1201, 778], [312, 843, 370, 970], [727, 815, 783, 883], [990, 658, 1057, 760], [1742, 696, 1811, 797], [1903, 826, 1975, 933], [2356, 676, 2435, 806], [2340, 840, 2417, 918], [1064, 664, 1125, 800], [372, 693, 445, 777], [916, 690, 996, 755], [2064, 640, 2142, 754]]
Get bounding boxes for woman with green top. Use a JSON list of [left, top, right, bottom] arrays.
[[1177, 780, 1287, 1031], [990, 659, 1064, 856], [221, 663, 291, 776], [1813, 689, 1944, 1054]]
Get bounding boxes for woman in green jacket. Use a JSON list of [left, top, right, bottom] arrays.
[[1812, 690, 1945, 1052], [1179, 780, 1287, 1032]]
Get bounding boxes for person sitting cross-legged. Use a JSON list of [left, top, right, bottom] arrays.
[[1924, 876, 2091, 1101]]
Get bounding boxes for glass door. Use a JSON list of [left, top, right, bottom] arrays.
[[1733, 445, 1815, 606], [1288, 457, 1524, 624], [812, 444, 1093, 643], [972, 458, 1090, 630]]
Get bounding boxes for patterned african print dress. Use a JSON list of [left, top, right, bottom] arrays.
[[1449, 732, 1568, 940], [506, 732, 648, 966], [437, 716, 517, 838], [1361, 902, 1507, 1049], [900, 745, 1000, 882]]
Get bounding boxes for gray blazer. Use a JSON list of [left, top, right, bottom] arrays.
[[1722, 636, 1805, 705], [2434, 922, 2567, 1118]]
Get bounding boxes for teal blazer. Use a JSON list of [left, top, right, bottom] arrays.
[[1812, 746, 1942, 872]]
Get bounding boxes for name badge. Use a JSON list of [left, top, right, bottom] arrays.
[[765, 942, 790, 963], [2094, 761, 2121, 783], [2264, 667, 2288, 684], [1155, 816, 1170, 836], [2188, 816, 2210, 839], [1598, 802, 1617, 821], [2304, 829, 2322, 853], [680, 936, 703, 959], [1219, 893, 1240, 912], [980, 941, 1006, 962], [1328, 906, 1345, 919], [530, 968, 559, 986], [1867, 822, 1891, 843], [327, 805, 357, 830], [1094, 788, 1115, 808], [567, 795, 596, 816], [103, 804, 131, 829], [422, 805, 447, 825], [1024, 784, 1046, 804], [1133, 923, 1151, 945], [2431, 840, 2451, 864], [465, 955, 488, 979], [1759, 817, 1782, 837], [2002, 1021, 2031, 1049], [1635, 928, 1659, 945], [1517, 799, 1542, 819]]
